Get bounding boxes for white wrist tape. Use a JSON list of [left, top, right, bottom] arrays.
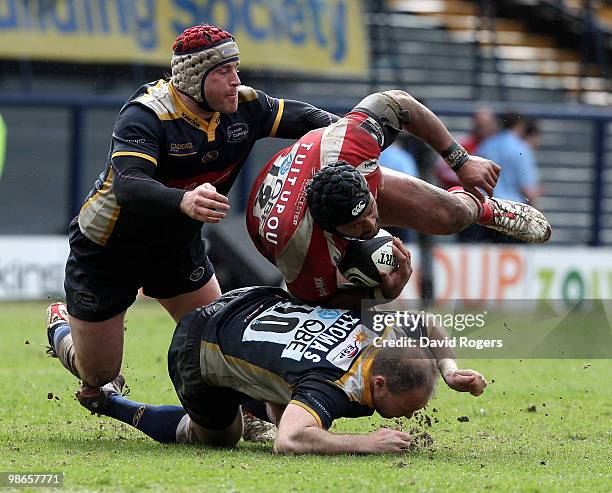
[[438, 358, 459, 377]]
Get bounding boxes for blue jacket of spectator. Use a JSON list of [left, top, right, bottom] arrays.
[[379, 143, 418, 177], [477, 130, 538, 203]]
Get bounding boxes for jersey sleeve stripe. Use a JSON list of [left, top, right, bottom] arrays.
[[100, 202, 121, 246], [270, 99, 285, 137], [288, 399, 323, 428], [334, 347, 379, 408], [111, 151, 158, 166]]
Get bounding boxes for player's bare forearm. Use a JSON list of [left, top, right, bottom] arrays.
[[275, 426, 375, 455], [383, 91, 501, 200], [426, 322, 488, 396], [384, 90, 454, 154], [275, 405, 411, 454]]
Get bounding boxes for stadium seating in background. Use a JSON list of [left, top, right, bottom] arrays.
[[384, 0, 611, 105]]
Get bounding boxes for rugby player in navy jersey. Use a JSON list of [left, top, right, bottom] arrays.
[[45, 25, 338, 437], [75, 286, 487, 454]]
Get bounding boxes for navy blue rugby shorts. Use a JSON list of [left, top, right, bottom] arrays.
[[64, 218, 214, 322]]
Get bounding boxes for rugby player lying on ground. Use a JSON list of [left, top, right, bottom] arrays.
[[80, 287, 486, 454], [247, 90, 552, 309]]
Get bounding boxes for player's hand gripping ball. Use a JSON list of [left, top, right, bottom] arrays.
[[340, 229, 399, 287]]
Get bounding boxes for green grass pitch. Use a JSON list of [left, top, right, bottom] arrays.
[[0, 300, 610, 492]]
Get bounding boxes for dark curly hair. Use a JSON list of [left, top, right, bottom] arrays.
[[306, 162, 371, 232]]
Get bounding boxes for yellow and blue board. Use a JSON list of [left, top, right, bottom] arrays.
[[0, 0, 368, 76]]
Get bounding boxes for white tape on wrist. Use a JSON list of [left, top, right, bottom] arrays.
[[438, 358, 459, 377]]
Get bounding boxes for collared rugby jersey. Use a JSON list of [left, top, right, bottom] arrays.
[[196, 286, 426, 428], [79, 80, 285, 248], [246, 110, 387, 302]]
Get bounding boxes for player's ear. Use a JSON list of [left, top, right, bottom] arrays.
[[373, 375, 388, 392]]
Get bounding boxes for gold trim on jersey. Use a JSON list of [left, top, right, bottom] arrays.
[[169, 84, 221, 141], [78, 167, 121, 246], [199, 341, 293, 404], [168, 151, 198, 157], [334, 345, 381, 408], [132, 79, 181, 121], [270, 98, 285, 137], [289, 399, 323, 428], [111, 151, 157, 166]]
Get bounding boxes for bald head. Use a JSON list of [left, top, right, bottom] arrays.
[[370, 346, 439, 419], [372, 345, 439, 396]]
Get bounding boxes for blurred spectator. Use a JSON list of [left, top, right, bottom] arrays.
[[379, 134, 418, 242], [379, 135, 418, 177], [479, 112, 541, 207], [435, 106, 498, 189], [434, 107, 498, 242], [468, 111, 542, 243], [523, 118, 542, 150], [461, 106, 499, 154]]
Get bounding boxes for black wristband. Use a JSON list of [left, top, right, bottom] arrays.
[[441, 141, 470, 172]]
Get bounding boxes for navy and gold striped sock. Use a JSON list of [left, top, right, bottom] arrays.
[[105, 394, 186, 443]]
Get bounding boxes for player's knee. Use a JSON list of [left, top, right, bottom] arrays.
[[78, 361, 121, 387]]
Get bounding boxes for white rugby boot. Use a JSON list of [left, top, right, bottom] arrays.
[[45, 302, 69, 357], [479, 197, 552, 243]]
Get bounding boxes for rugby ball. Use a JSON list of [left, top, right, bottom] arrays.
[[339, 229, 399, 287]]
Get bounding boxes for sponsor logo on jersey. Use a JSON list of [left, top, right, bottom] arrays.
[[241, 300, 376, 368], [181, 112, 200, 128], [170, 142, 194, 152], [314, 277, 329, 297], [317, 309, 342, 319], [227, 123, 249, 143], [352, 200, 366, 216], [326, 326, 375, 370], [253, 145, 299, 224], [279, 153, 293, 175], [202, 150, 219, 164]]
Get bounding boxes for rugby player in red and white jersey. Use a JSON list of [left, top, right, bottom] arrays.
[[247, 90, 552, 308]]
